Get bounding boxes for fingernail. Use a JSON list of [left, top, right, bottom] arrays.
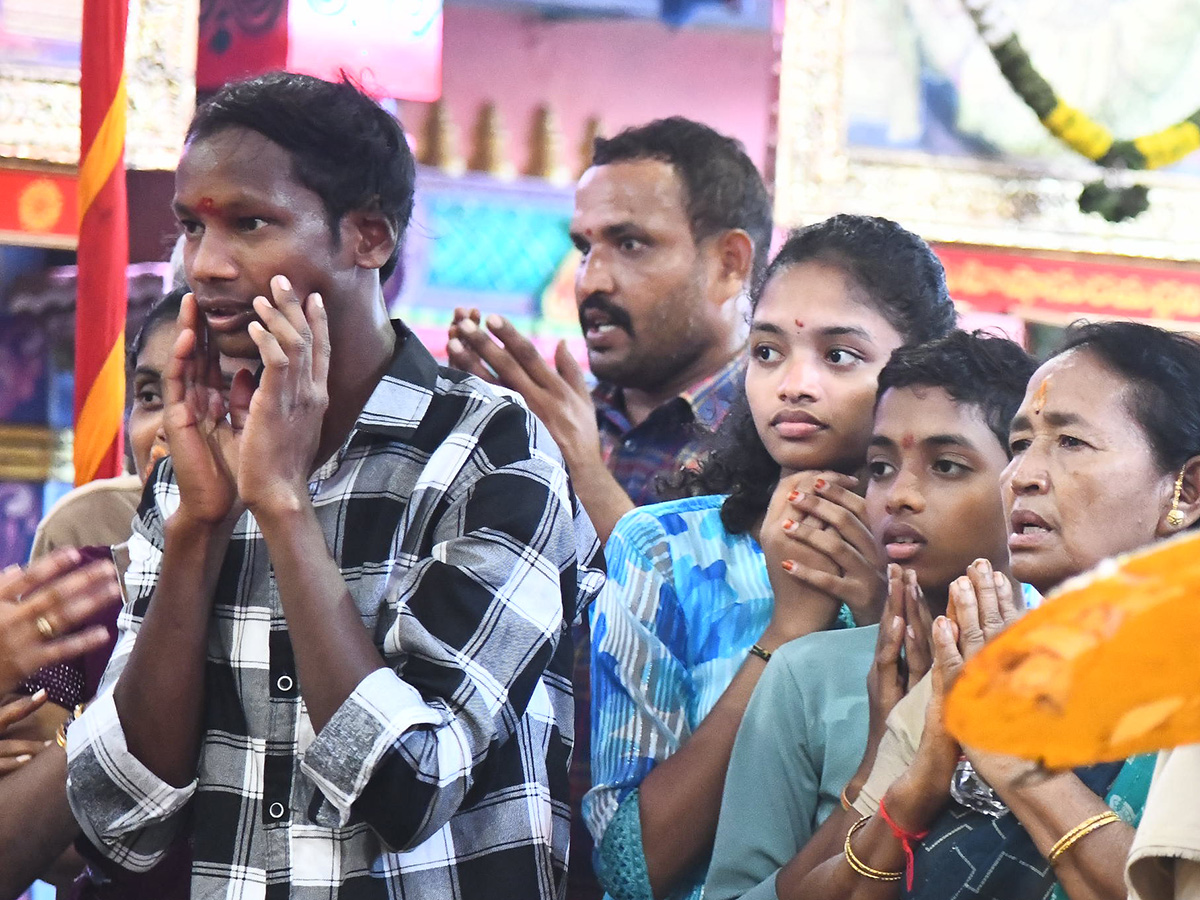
[[814, 478, 827, 490], [887, 563, 899, 577], [458, 318, 478, 334], [275, 274, 291, 292], [975, 558, 991, 572], [15, 754, 31, 763], [43, 740, 54, 747], [907, 625, 916, 639], [993, 572, 1005, 587], [787, 489, 799, 502], [486, 314, 504, 330], [782, 518, 796, 532], [781, 560, 795, 572], [311, 293, 323, 310], [892, 615, 904, 633], [32, 688, 47, 701]]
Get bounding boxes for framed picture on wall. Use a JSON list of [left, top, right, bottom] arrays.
[[772, 0, 1200, 261], [0, 0, 197, 171]]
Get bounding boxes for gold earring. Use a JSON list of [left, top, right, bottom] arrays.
[[1167, 470, 1187, 528]]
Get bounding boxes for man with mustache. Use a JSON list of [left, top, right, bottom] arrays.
[[448, 117, 771, 545], [448, 117, 770, 900]]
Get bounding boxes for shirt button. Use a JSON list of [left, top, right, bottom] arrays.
[[268, 801, 286, 820], [276, 675, 294, 692]]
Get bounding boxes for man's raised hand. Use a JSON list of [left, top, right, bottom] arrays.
[[163, 293, 240, 526], [234, 275, 330, 515]]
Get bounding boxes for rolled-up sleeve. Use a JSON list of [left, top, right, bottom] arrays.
[[66, 487, 195, 872], [302, 411, 603, 850]]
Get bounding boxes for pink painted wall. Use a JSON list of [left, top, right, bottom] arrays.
[[399, 5, 775, 173]]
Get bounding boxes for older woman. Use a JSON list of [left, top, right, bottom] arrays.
[[794, 320, 1200, 900]]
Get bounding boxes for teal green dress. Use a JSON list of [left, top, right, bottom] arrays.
[[703, 625, 879, 900]]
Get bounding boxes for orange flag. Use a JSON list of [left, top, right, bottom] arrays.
[[75, 0, 130, 485]]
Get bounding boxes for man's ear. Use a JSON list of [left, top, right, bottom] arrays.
[[709, 229, 755, 302], [1159, 454, 1200, 535], [344, 209, 398, 271]]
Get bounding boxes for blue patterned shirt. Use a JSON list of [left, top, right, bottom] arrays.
[[587, 495, 849, 900]]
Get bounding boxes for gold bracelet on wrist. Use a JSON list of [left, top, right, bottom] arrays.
[[1048, 811, 1122, 864], [748, 643, 772, 663], [844, 815, 904, 882], [841, 784, 856, 812], [54, 703, 86, 750]]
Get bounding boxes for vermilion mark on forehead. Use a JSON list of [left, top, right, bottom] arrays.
[[1032, 377, 1051, 415], [901, 433, 915, 449], [198, 197, 216, 213], [794, 319, 804, 328]]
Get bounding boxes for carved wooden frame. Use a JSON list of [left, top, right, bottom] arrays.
[[0, 0, 197, 171], [773, 0, 1200, 261]]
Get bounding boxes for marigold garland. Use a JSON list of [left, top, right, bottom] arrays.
[[962, 0, 1200, 220]]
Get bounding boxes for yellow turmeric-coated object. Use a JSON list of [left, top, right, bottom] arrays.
[[945, 528, 1200, 768]]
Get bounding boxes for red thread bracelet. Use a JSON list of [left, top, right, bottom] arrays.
[[878, 796, 929, 890]]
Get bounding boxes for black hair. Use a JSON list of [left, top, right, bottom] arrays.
[[876, 330, 1037, 454], [187, 71, 415, 282], [1054, 320, 1200, 472], [592, 117, 773, 277], [127, 287, 187, 373], [663, 215, 956, 534]]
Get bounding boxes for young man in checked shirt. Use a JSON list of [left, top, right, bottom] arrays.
[[65, 72, 605, 900]]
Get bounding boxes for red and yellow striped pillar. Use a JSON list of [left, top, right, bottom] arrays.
[[74, 0, 130, 485]]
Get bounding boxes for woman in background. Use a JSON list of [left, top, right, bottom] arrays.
[[798, 320, 1200, 900], [587, 214, 957, 900]]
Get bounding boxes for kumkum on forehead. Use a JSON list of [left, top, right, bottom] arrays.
[[1032, 376, 1051, 415]]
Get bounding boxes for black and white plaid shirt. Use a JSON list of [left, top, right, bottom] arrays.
[[67, 324, 605, 900]]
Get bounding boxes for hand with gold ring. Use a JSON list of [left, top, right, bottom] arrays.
[[0, 548, 122, 694]]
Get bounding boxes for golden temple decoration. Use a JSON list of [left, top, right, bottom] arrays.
[[419, 100, 465, 175], [525, 104, 569, 184], [468, 102, 515, 179], [578, 116, 604, 177]]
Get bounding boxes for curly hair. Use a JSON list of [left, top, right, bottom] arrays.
[[663, 215, 956, 534]]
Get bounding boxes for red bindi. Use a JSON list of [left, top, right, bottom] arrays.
[[901, 433, 915, 450], [198, 197, 215, 213], [794, 319, 805, 328]]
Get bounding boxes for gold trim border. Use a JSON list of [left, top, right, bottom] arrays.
[[774, 0, 1200, 262], [0, 0, 198, 171]]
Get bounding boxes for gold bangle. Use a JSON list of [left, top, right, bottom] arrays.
[[844, 815, 903, 882], [841, 784, 855, 812], [54, 703, 86, 750], [748, 643, 772, 663], [1048, 811, 1122, 864]]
